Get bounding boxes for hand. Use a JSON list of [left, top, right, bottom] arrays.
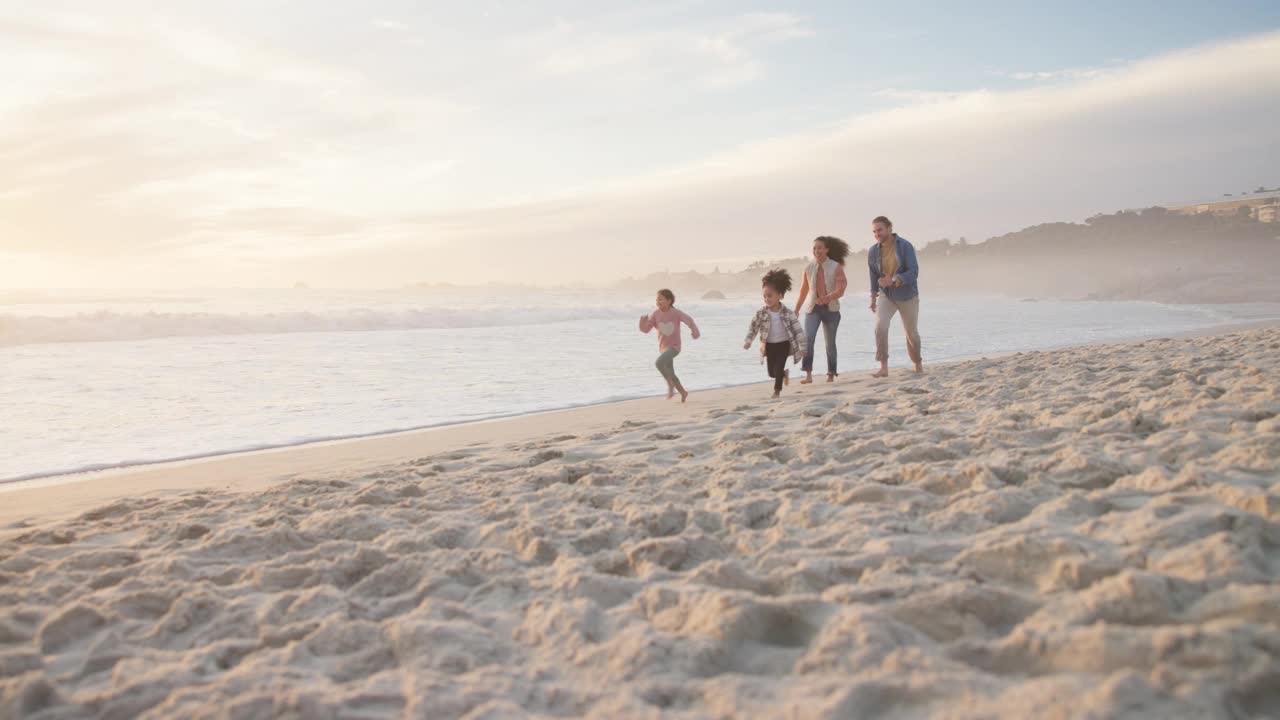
[[743, 342, 751, 350], [878, 276, 892, 288], [870, 299, 877, 314], [692, 331, 700, 340]]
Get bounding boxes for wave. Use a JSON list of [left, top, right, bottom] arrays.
[[0, 305, 648, 347], [0, 293, 208, 306]]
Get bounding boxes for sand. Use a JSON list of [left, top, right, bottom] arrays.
[[3, 326, 1279, 719]]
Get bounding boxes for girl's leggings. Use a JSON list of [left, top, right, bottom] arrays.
[[655, 348, 681, 383], [765, 341, 791, 392]]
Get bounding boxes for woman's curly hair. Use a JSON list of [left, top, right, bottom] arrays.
[[815, 235, 849, 265]]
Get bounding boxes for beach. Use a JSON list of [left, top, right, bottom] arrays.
[[8, 288, 1279, 485], [3, 325, 1279, 718]]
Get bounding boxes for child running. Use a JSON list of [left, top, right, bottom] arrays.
[[743, 269, 808, 398], [639, 288, 700, 402]]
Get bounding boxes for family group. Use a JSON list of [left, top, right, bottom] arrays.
[[639, 216, 923, 401]]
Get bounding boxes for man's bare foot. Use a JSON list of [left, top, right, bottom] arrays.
[[826, 373, 835, 383], [800, 372, 814, 385], [913, 364, 924, 374], [871, 368, 889, 378]]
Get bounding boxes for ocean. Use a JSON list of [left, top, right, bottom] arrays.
[[3, 287, 1278, 483]]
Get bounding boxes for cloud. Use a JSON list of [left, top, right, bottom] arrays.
[[2, 6, 1276, 290], [872, 88, 977, 104], [323, 31, 1280, 286], [529, 11, 812, 89], [995, 61, 1122, 82], [0, 6, 459, 260], [373, 19, 411, 32]]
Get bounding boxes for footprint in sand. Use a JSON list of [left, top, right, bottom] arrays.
[[647, 433, 680, 440], [612, 445, 658, 456], [528, 449, 564, 466], [520, 435, 581, 451]]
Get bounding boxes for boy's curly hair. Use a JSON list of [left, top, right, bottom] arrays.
[[761, 268, 793, 296]]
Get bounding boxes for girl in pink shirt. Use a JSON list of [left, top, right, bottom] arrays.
[[638, 288, 700, 402]]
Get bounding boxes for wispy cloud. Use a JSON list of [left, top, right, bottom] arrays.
[[529, 11, 813, 89], [994, 61, 1123, 82], [872, 88, 978, 104], [372, 18, 411, 32], [334, 31, 1280, 286]]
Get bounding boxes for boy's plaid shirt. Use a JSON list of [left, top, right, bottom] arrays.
[[744, 306, 808, 363]]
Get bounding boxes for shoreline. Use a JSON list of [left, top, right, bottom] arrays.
[[4, 317, 1277, 532]]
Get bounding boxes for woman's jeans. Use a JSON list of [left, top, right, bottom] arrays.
[[802, 304, 840, 374]]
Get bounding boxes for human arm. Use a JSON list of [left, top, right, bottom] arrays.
[[894, 240, 919, 286], [821, 265, 848, 304], [680, 311, 700, 339], [868, 254, 879, 312], [787, 311, 808, 361], [639, 312, 655, 333], [743, 314, 759, 349], [794, 271, 810, 314]]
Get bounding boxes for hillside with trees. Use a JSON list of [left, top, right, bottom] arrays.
[[614, 208, 1280, 303]]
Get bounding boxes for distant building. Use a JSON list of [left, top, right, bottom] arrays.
[[1166, 189, 1280, 222]]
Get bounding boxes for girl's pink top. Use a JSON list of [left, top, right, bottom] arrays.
[[639, 308, 700, 351]]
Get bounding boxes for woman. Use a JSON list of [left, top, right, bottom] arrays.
[[793, 235, 849, 383]]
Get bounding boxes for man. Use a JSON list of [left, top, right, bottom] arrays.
[[868, 216, 922, 377]]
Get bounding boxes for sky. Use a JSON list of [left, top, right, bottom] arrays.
[[2, 1, 1279, 288]]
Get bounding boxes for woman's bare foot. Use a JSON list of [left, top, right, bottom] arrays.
[[913, 363, 924, 374], [783, 370, 790, 386], [679, 388, 689, 403], [871, 368, 889, 378], [826, 373, 835, 383], [666, 386, 675, 399], [800, 372, 814, 385], [771, 390, 781, 399]]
